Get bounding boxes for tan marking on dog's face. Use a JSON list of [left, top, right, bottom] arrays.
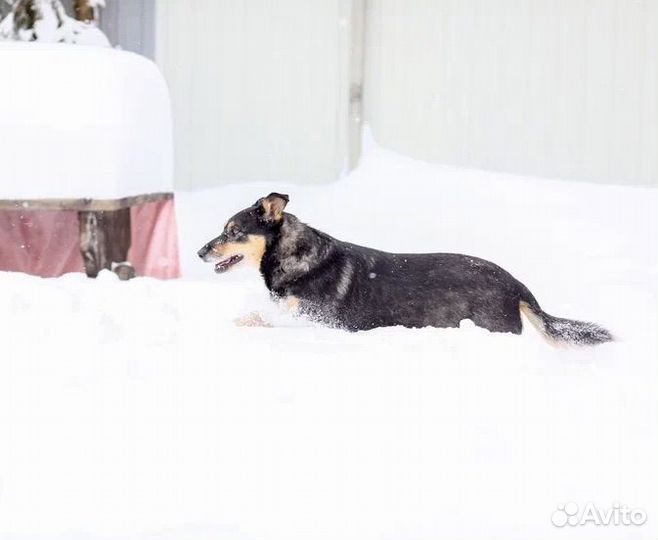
[[211, 234, 266, 268]]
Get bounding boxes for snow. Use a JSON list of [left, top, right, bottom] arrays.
[[0, 43, 172, 199], [0, 134, 656, 539], [0, 0, 110, 46]]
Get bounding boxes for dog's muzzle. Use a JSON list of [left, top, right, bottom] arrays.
[[198, 239, 244, 273], [197, 243, 213, 261]]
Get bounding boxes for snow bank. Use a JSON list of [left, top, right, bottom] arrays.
[[0, 137, 655, 539], [0, 43, 172, 199]]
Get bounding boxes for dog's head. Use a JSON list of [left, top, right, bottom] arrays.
[[197, 192, 289, 273]]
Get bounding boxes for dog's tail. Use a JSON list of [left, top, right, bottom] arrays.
[[518, 289, 613, 346]]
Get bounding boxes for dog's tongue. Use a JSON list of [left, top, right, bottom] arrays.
[[214, 261, 229, 273]]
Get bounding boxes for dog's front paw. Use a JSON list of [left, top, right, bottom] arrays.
[[233, 312, 272, 328]]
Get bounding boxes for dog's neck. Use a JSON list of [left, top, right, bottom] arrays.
[[261, 214, 334, 294]]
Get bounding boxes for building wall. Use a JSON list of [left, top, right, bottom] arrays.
[[365, 0, 658, 186], [99, 0, 156, 59], [154, 0, 358, 189]]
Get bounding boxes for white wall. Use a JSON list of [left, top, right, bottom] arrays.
[[155, 0, 358, 189], [365, 0, 658, 186]]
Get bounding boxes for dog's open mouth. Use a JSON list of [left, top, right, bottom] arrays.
[[214, 254, 244, 273]]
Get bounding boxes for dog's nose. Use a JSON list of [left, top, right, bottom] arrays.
[[197, 244, 210, 259]]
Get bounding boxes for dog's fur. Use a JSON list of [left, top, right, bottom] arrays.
[[198, 193, 613, 346]]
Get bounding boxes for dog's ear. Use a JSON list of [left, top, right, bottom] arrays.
[[257, 193, 289, 223]]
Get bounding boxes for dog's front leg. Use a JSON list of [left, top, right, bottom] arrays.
[[282, 295, 300, 314], [233, 312, 272, 327]]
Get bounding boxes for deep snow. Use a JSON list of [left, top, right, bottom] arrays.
[[0, 135, 656, 539]]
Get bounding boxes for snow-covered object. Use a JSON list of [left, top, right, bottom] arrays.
[[0, 43, 173, 198], [0, 196, 181, 278], [0, 0, 109, 46]]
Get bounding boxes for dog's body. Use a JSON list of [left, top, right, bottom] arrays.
[[262, 214, 525, 333], [198, 193, 612, 345]]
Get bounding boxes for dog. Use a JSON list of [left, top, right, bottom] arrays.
[[198, 193, 613, 345]]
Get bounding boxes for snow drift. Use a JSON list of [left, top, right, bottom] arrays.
[[0, 135, 655, 539]]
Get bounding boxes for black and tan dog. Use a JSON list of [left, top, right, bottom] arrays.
[[198, 193, 612, 345]]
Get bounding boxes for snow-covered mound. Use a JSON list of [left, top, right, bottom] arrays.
[[0, 43, 172, 199], [0, 137, 655, 539]]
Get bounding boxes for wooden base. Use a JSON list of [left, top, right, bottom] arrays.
[[79, 208, 132, 278], [0, 193, 178, 280]]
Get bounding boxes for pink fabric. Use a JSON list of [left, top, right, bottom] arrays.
[[0, 209, 83, 276], [0, 197, 180, 279], [129, 199, 181, 279]]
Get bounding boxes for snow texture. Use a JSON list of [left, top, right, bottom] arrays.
[[0, 134, 656, 539], [0, 0, 109, 46], [0, 43, 173, 199]]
